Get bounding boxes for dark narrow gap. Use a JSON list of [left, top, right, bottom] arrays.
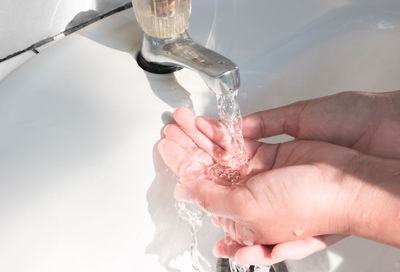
[[0, 2, 132, 63]]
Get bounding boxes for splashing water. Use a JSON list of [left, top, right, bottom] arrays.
[[230, 260, 272, 272], [174, 89, 271, 271], [175, 201, 205, 272]]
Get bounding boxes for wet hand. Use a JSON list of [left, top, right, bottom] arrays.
[[159, 109, 360, 264], [158, 107, 277, 186], [243, 91, 400, 160], [171, 139, 360, 263], [232, 90, 400, 264]]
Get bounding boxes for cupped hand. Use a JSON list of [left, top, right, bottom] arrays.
[[158, 108, 278, 185], [158, 107, 361, 266]]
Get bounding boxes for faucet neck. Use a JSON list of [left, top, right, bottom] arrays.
[[139, 33, 240, 95]]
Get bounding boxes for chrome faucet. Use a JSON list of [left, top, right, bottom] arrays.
[[132, 0, 240, 95]]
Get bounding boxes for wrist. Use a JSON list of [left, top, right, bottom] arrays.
[[344, 154, 400, 246]]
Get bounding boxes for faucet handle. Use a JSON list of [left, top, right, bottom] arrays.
[[132, 0, 192, 39]]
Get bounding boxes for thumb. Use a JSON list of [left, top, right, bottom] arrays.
[[242, 100, 308, 140]]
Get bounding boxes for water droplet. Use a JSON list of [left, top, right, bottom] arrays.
[[361, 212, 368, 220], [378, 20, 395, 30], [207, 164, 243, 184], [293, 229, 304, 237]]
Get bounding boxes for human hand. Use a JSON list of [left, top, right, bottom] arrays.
[[232, 90, 400, 263], [158, 108, 361, 265], [243, 91, 400, 160], [173, 141, 359, 265]]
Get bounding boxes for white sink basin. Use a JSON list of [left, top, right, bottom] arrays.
[[1, 1, 400, 271]]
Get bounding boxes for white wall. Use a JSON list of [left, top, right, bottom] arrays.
[[0, 0, 130, 59]]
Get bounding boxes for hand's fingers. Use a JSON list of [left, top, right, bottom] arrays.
[[164, 124, 198, 153], [211, 216, 223, 227], [213, 237, 243, 259], [174, 108, 229, 161], [234, 244, 284, 266], [158, 139, 208, 178], [217, 217, 256, 246], [196, 115, 275, 166], [164, 124, 213, 165], [232, 236, 343, 266], [173, 178, 242, 217], [271, 234, 348, 260], [242, 101, 307, 140], [158, 139, 189, 176], [195, 116, 234, 153]]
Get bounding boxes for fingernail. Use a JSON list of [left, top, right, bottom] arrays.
[[157, 139, 167, 154], [162, 124, 170, 136], [211, 216, 220, 227], [174, 184, 192, 201]]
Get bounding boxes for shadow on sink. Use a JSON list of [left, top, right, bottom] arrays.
[[144, 72, 194, 110]]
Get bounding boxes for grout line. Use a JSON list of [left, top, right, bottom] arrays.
[[0, 2, 133, 63]]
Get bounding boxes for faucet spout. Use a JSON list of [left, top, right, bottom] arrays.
[[139, 33, 240, 95]]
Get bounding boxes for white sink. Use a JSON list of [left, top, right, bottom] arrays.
[[1, 1, 400, 271]]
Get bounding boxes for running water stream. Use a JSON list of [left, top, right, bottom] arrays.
[[215, 91, 271, 272], [215, 91, 246, 169], [175, 89, 271, 272]]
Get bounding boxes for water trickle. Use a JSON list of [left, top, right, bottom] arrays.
[[230, 260, 272, 272], [217, 90, 272, 272], [175, 88, 271, 271], [175, 201, 205, 272], [216, 91, 247, 169]]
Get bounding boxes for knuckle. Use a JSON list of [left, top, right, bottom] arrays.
[[198, 197, 210, 212], [196, 189, 209, 211]]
